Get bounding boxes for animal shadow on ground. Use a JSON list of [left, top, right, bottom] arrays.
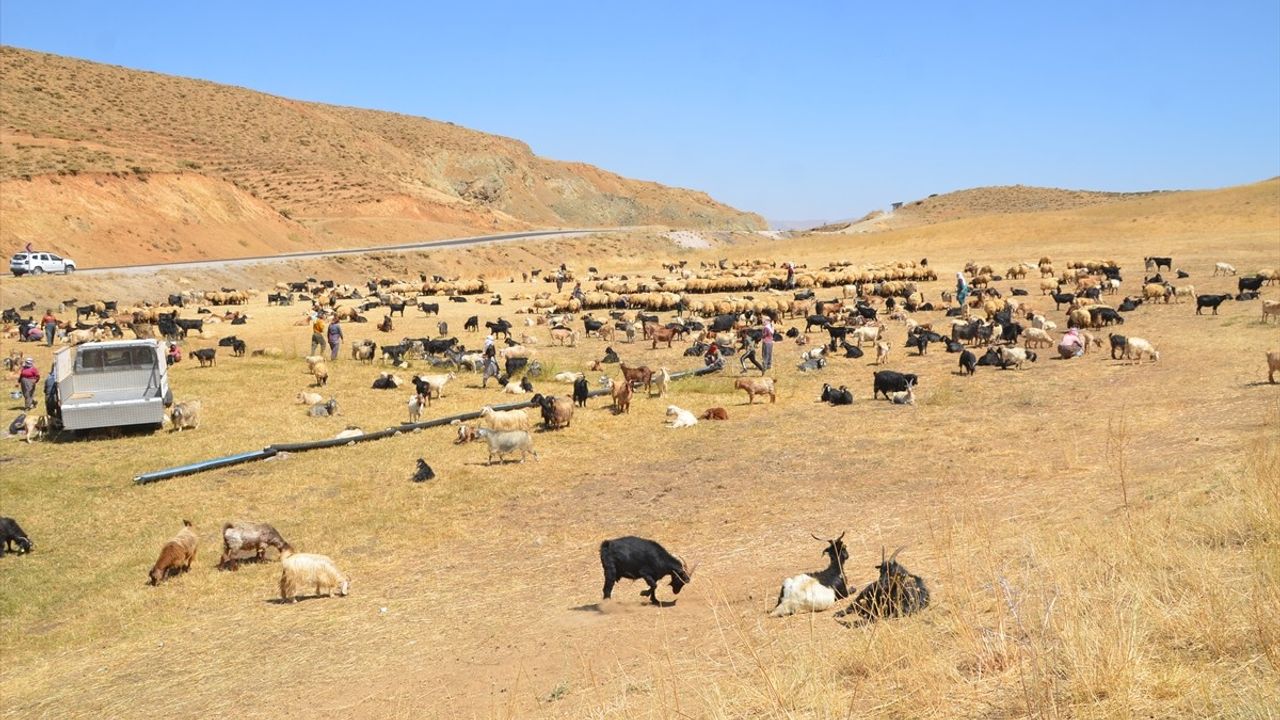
[[265, 594, 341, 605]]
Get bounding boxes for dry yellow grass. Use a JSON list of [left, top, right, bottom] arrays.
[[0, 181, 1278, 719]]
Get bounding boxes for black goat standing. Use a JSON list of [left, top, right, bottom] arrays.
[[835, 547, 930, 622], [599, 536, 696, 605]]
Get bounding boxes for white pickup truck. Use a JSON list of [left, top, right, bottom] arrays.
[[10, 251, 77, 276]]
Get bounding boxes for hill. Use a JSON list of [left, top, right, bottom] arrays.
[[814, 184, 1180, 234], [0, 46, 764, 265]]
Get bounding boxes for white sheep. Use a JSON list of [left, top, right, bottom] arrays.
[[279, 548, 350, 602], [1214, 262, 1237, 276], [1022, 327, 1054, 349], [665, 405, 698, 428], [553, 371, 580, 383], [769, 575, 838, 617], [296, 391, 324, 405], [479, 406, 531, 432], [1123, 337, 1159, 363]]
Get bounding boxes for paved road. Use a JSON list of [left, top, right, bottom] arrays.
[[5, 227, 626, 277]]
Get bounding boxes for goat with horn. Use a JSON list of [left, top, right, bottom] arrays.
[[769, 531, 850, 617], [834, 546, 930, 622]]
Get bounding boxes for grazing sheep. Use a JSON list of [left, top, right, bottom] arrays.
[[1268, 351, 1280, 384], [412, 458, 435, 482], [219, 521, 290, 570], [1214, 262, 1237, 276], [1123, 337, 1160, 363], [770, 533, 850, 617], [149, 520, 198, 585], [296, 391, 324, 405], [477, 428, 538, 464], [734, 376, 777, 404], [478, 406, 532, 432], [168, 400, 202, 432], [0, 517, 33, 556], [700, 407, 729, 420], [995, 345, 1037, 370], [279, 548, 350, 602], [874, 341, 891, 365], [665, 405, 698, 428], [1022, 327, 1054, 349], [600, 536, 696, 605], [834, 547, 930, 622]]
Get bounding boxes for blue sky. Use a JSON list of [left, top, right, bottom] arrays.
[[2, 1, 1278, 221]]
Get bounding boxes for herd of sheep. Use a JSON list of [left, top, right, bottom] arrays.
[[4, 250, 1278, 623]]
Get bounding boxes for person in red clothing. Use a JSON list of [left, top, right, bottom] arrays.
[[166, 343, 182, 366], [17, 358, 40, 410], [41, 309, 58, 347]]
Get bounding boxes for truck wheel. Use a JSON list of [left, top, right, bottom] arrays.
[[64, 266, 74, 275], [30, 267, 44, 276]]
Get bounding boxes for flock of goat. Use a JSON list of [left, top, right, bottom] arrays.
[[5, 251, 1278, 622]]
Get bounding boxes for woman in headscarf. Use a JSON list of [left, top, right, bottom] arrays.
[[17, 358, 40, 411], [1059, 327, 1084, 359]]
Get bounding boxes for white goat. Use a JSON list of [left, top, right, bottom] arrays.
[[665, 405, 698, 429], [279, 549, 349, 602]]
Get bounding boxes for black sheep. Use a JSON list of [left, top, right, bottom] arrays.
[[0, 517, 33, 556], [834, 547, 930, 622], [600, 536, 696, 605]]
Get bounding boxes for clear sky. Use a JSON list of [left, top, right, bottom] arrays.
[[2, 1, 1278, 222]]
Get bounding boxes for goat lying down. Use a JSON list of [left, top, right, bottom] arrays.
[[770, 533, 849, 617]]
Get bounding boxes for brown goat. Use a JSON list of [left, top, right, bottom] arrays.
[[700, 407, 729, 420], [149, 520, 198, 585], [619, 363, 655, 394], [612, 377, 633, 414], [734, 377, 777, 404]]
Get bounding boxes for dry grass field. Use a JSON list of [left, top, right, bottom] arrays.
[[1, 181, 1278, 719]]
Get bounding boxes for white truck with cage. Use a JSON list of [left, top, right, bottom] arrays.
[[51, 340, 173, 433]]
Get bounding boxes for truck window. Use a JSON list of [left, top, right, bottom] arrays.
[[75, 347, 157, 373]]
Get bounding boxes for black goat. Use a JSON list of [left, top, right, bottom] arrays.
[[873, 371, 918, 400], [1239, 276, 1265, 293], [412, 459, 435, 483], [463, 315, 479, 332], [599, 536, 696, 605], [0, 517, 33, 556], [1145, 256, 1173, 272], [958, 350, 976, 375], [834, 547, 930, 622], [1109, 333, 1128, 360], [573, 376, 590, 407], [1196, 294, 1233, 315], [838, 341, 864, 359], [820, 383, 854, 405]]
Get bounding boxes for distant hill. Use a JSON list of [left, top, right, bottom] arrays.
[[811, 185, 1177, 234], [0, 46, 764, 265]]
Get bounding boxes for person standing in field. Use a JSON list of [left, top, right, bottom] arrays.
[[17, 358, 40, 411], [310, 313, 326, 356], [760, 312, 776, 371], [41, 309, 58, 347], [327, 316, 343, 360], [955, 272, 971, 308]]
